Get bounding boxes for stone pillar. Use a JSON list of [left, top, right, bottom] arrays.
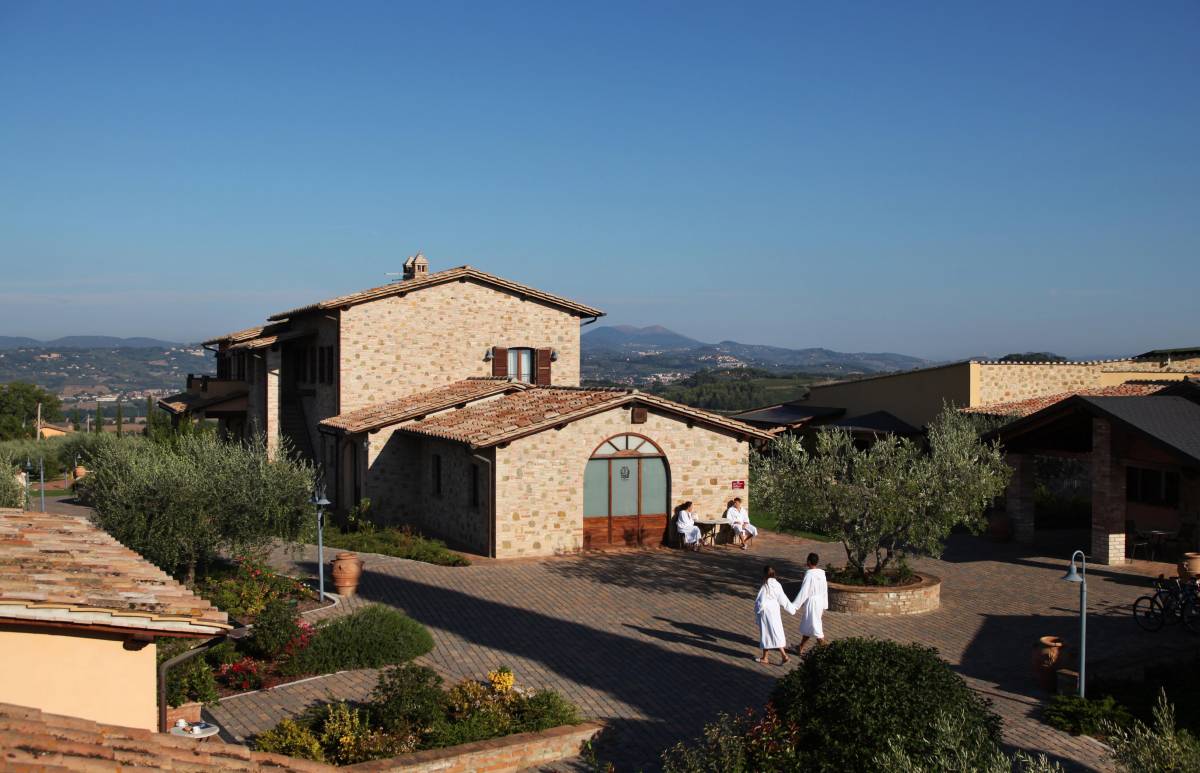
[[265, 348, 281, 459], [1091, 418, 1126, 564], [1007, 452, 1036, 543]]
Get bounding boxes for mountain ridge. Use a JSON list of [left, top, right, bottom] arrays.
[[0, 335, 183, 350]]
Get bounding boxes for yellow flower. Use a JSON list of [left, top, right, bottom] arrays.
[[487, 668, 515, 694]]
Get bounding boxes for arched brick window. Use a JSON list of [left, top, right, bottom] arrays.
[[583, 434, 669, 547]]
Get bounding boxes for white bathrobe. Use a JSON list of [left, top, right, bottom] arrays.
[[793, 567, 829, 638], [676, 509, 701, 545], [756, 577, 797, 649], [726, 506, 758, 538]]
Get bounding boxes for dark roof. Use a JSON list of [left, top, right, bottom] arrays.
[[828, 410, 922, 436], [1078, 396, 1200, 464], [269, 266, 605, 321], [1135, 346, 1200, 359], [729, 403, 844, 427]]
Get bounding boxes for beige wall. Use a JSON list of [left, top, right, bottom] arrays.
[[974, 362, 1109, 405], [804, 362, 972, 429], [493, 406, 751, 558], [338, 280, 582, 414], [0, 625, 157, 730]]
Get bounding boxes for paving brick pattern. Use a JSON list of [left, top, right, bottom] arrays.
[[215, 531, 1187, 771]]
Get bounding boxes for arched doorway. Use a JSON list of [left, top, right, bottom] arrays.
[[583, 433, 669, 548]]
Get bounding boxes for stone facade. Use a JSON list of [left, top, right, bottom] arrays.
[[975, 362, 1115, 405], [338, 279, 581, 414], [1007, 452, 1036, 544], [492, 405, 751, 558], [826, 573, 941, 615], [1091, 418, 1126, 564]]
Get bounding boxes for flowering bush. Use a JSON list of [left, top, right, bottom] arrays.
[[197, 553, 314, 621], [487, 667, 515, 694], [217, 657, 265, 691]]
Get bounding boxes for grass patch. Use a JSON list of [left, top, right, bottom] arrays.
[[324, 526, 469, 566], [749, 507, 832, 541]]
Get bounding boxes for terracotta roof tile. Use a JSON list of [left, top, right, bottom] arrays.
[[201, 325, 268, 346], [0, 510, 230, 635], [963, 382, 1170, 418], [0, 703, 326, 772], [397, 387, 773, 448], [158, 389, 249, 416], [320, 378, 527, 434], [268, 266, 605, 321]]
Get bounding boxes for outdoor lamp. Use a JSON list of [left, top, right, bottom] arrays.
[[483, 348, 493, 362], [311, 488, 332, 599], [1061, 549, 1087, 697]]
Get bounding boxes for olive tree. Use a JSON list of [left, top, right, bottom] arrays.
[[0, 449, 23, 508], [752, 406, 1010, 580], [88, 433, 313, 583]]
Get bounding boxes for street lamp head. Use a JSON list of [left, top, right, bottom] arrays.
[[1062, 549, 1086, 583], [314, 497, 331, 508]]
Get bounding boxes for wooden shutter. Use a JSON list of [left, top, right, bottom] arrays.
[[492, 347, 508, 378], [535, 348, 552, 386], [631, 406, 648, 424]]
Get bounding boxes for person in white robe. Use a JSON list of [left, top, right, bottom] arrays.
[[725, 497, 757, 550], [676, 501, 701, 551], [755, 565, 797, 664], [792, 552, 829, 653]]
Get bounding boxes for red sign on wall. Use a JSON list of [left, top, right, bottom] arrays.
[[731, 480, 746, 490]]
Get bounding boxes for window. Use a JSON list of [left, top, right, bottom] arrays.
[[1126, 466, 1180, 507], [323, 346, 335, 384], [583, 434, 669, 520], [507, 348, 535, 383], [432, 454, 443, 497]]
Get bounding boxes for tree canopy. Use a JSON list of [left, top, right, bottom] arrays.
[[752, 406, 1011, 579], [0, 382, 63, 440]]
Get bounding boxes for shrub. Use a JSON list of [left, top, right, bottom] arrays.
[[195, 553, 315, 621], [255, 718, 325, 761], [874, 709, 1062, 773], [512, 690, 581, 732], [769, 638, 1000, 772], [204, 640, 241, 667], [369, 664, 446, 736], [1044, 695, 1132, 737], [662, 705, 802, 773], [282, 605, 433, 676], [217, 657, 266, 691], [324, 525, 470, 567], [0, 449, 25, 508], [166, 657, 220, 707], [244, 599, 301, 660], [1104, 691, 1200, 772]]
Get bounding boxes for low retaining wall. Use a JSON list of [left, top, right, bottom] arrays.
[[344, 721, 604, 773], [828, 573, 941, 615]]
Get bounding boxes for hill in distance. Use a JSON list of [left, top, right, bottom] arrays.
[[582, 325, 929, 381], [0, 335, 182, 350]]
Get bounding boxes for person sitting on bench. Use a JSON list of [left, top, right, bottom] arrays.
[[725, 496, 757, 550]]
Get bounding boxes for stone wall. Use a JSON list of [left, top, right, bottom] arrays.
[[344, 721, 603, 773], [827, 574, 941, 615], [339, 280, 582, 414], [975, 362, 1112, 405], [1091, 418, 1125, 565], [493, 405, 751, 558]]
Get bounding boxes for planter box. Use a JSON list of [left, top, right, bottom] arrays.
[[164, 701, 204, 728], [827, 573, 941, 616], [343, 721, 604, 773]]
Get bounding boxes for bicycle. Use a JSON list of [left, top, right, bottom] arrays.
[[1133, 574, 1200, 632]]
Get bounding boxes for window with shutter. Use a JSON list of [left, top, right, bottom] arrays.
[[535, 348, 552, 386], [492, 347, 508, 378]]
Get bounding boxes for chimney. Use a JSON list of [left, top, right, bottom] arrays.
[[402, 251, 429, 280]]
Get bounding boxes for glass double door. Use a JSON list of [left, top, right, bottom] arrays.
[[583, 456, 668, 547]]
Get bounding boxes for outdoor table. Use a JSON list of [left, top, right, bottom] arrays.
[[695, 517, 733, 547], [1143, 530, 1172, 561], [170, 723, 220, 741]]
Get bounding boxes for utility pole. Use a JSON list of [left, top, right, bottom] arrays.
[[36, 402, 42, 441]]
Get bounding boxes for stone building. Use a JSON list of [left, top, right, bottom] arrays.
[[162, 257, 770, 558], [796, 349, 1200, 429]]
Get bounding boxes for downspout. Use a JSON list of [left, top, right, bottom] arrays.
[[157, 627, 249, 732], [580, 315, 601, 328], [471, 450, 495, 558]]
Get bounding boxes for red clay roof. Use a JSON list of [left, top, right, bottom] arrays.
[[158, 389, 249, 416], [201, 324, 269, 346], [963, 382, 1171, 418], [0, 702, 324, 771], [320, 378, 527, 434], [0, 510, 230, 635], [397, 386, 773, 448], [268, 266, 605, 321]]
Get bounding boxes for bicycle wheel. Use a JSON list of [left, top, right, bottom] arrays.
[[1162, 593, 1182, 624], [1134, 595, 1165, 632], [1183, 600, 1200, 634]]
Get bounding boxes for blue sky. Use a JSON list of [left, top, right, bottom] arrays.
[[0, 1, 1196, 360]]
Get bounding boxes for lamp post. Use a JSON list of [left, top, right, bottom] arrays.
[[1062, 550, 1087, 698], [311, 487, 331, 599], [23, 458, 32, 511], [38, 456, 45, 513]]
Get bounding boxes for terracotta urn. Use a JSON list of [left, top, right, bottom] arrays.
[[331, 552, 364, 596], [1184, 553, 1200, 577], [1032, 636, 1064, 691]]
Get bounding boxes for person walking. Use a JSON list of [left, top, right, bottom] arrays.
[[756, 565, 797, 664], [793, 552, 828, 654]]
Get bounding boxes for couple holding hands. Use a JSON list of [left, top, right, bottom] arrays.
[[755, 553, 828, 664]]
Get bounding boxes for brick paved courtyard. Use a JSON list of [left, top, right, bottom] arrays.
[[202, 529, 1196, 772]]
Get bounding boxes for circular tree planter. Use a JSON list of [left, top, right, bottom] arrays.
[[827, 573, 941, 616]]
